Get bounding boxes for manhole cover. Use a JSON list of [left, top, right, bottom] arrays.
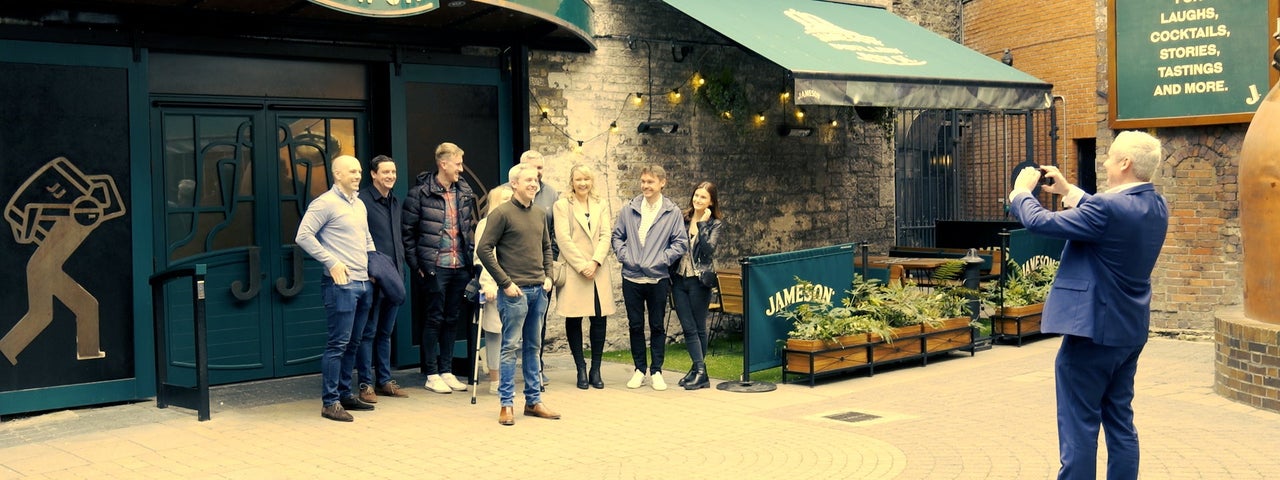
[[825, 411, 881, 423]]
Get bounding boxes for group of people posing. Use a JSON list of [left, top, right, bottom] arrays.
[[296, 143, 724, 425]]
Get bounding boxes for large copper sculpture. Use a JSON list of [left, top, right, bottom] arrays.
[[1238, 35, 1280, 324]]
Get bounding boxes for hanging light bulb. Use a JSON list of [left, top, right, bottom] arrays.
[[779, 90, 791, 102], [694, 73, 706, 89], [721, 111, 733, 120], [755, 111, 766, 124], [610, 121, 618, 133], [632, 93, 644, 106], [668, 88, 682, 103], [540, 107, 549, 119], [795, 108, 805, 120], [829, 119, 839, 127]]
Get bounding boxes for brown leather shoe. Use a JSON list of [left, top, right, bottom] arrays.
[[523, 402, 561, 420], [321, 403, 353, 422], [358, 384, 378, 404], [375, 380, 409, 398], [498, 406, 515, 426]]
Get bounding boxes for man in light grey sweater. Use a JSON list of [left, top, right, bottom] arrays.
[[296, 155, 376, 422]]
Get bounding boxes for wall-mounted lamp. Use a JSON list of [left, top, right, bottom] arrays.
[[777, 125, 813, 137], [637, 121, 680, 134]]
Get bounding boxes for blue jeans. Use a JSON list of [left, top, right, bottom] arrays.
[[622, 278, 669, 374], [321, 277, 373, 407], [422, 267, 471, 375], [671, 274, 711, 364], [358, 287, 399, 388], [497, 285, 548, 407]]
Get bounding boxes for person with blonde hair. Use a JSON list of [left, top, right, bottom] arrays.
[[474, 185, 513, 394], [611, 165, 688, 391], [402, 142, 479, 394], [553, 164, 615, 389], [478, 163, 559, 425]]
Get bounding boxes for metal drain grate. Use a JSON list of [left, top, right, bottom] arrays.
[[825, 411, 881, 423]]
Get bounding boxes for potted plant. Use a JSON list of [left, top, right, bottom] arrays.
[[983, 259, 1059, 343], [778, 277, 893, 374]]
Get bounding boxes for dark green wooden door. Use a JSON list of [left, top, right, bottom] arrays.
[[154, 102, 363, 384]]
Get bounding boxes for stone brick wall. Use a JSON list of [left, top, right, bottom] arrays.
[[1215, 309, 1280, 413], [963, 0, 1098, 185], [528, 0, 908, 351]]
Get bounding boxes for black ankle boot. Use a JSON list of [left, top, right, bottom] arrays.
[[576, 365, 589, 390], [677, 366, 697, 387], [685, 362, 710, 390], [589, 366, 604, 389]]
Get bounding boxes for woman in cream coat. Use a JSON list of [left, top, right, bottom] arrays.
[[553, 164, 616, 389]]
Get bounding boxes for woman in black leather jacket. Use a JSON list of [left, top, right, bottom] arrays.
[[670, 181, 723, 390]]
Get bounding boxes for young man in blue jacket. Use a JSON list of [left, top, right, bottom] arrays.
[[611, 165, 688, 391]]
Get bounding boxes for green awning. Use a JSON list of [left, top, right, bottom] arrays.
[[661, 0, 1051, 110]]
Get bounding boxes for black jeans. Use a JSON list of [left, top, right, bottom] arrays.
[[671, 274, 711, 364], [622, 278, 669, 374], [421, 266, 470, 375]]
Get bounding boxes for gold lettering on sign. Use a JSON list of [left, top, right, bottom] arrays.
[[784, 8, 926, 67], [1, 157, 125, 365]]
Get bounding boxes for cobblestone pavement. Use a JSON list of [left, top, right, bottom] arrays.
[[2, 337, 1278, 479]]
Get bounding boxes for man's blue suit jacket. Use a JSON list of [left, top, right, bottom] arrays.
[[1010, 184, 1168, 347]]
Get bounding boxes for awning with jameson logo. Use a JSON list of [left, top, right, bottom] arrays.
[[661, 0, 1051, 110]]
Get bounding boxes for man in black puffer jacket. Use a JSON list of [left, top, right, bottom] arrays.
[[402, 142, 478, 394]]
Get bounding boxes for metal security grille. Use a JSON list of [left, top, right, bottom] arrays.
[[893, 107, 1058, 247]]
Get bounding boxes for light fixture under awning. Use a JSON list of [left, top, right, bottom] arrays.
[[661, 0, 1051, 110]]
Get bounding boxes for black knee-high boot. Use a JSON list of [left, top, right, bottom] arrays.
[[566, 317, 587, 389], [588, 316, 606, 389]]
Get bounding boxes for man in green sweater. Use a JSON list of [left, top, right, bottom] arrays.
[[477, 163, 558, 426]]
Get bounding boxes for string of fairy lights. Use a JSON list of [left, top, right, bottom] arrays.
[[527, 40, 844, 151]]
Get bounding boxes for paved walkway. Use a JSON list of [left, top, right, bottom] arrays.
[[2, 337, 1278, 479]]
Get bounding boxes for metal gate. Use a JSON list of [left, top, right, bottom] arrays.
[[893, 106, 1058, 247]]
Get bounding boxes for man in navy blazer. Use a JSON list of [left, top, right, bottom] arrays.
[[356, 155, 410, 401], [1008, 131, 1168, 480]]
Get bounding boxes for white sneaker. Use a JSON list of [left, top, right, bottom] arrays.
[[626, 369, 646, 389], [440, 373, 468, 391], [651, 371, 668, 391], [488, 381, 499, 395], [424, 375, 452, 394]]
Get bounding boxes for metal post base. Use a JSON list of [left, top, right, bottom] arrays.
[[715, 380, 777, 393]]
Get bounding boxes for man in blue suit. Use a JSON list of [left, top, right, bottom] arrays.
[[1008, 131, 1168, 480]]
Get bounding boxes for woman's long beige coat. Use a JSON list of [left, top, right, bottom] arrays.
[[553, 195, 616, 317]]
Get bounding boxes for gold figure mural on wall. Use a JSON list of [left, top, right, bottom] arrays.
[[1, 157, 125, 365]]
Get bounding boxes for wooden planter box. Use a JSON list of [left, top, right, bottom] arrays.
[[782, 321, 977, 387], [869, 325, 923, 363], [784, 336, 871, 374], [922, 317, 973, 353], [992, 303, 1044, 346]]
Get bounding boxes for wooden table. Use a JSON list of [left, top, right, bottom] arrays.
[[855, 256, 953, 285]]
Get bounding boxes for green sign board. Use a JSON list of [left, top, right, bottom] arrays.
[[1110, 1, 1278, 128], [308, 0, 438, 17]]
